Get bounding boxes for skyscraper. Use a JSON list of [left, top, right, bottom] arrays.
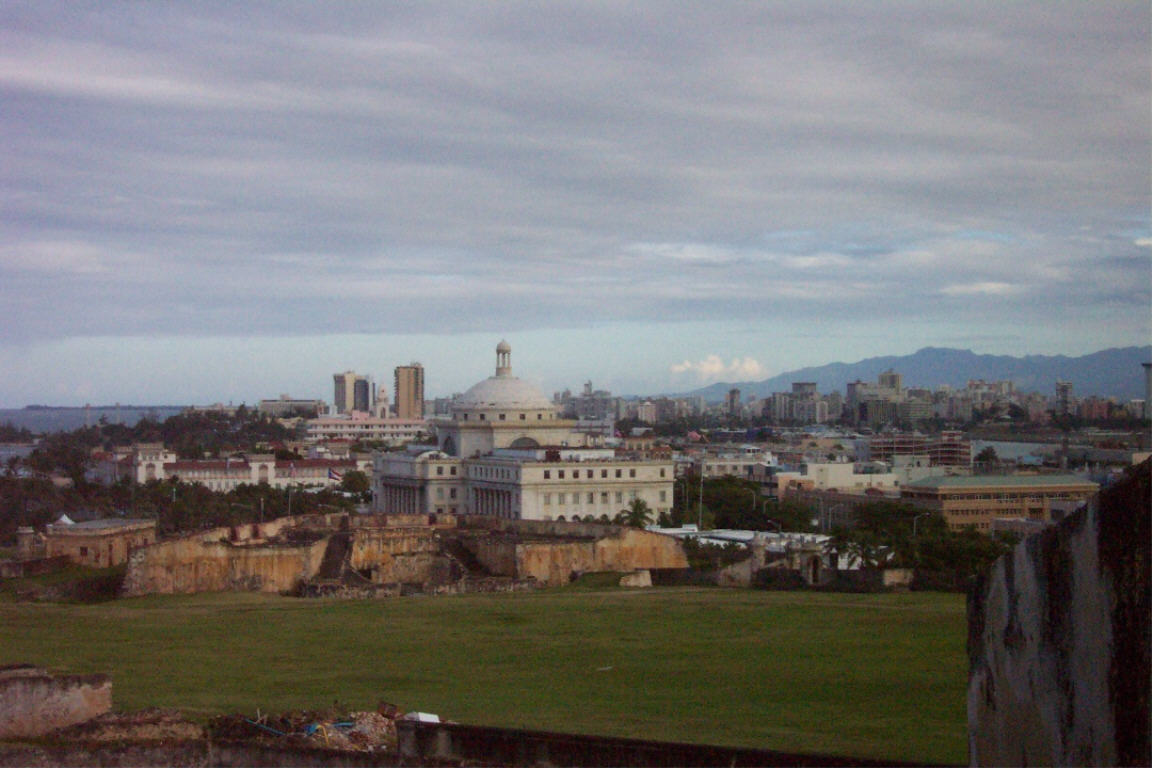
[[334, 371, 373, 414], [353, 376, 374, 413], [333, 371, 357, 414], [395, 363, 425, 419]]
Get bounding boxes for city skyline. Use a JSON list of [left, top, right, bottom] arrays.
[[1, 3, 1149, 406]]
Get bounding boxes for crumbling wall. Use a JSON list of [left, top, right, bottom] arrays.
[[348, 528, 441, 584], [516, 540, 600, 585], [515, 527, 687, 586], [0, 666, 111, 739], [590, 527, 688, 573], [461, 535, 519, 577], [122, 532, 329, 595], [967, 460, 1150, 766]]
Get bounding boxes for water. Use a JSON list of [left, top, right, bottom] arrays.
[[0, 406, 186, 434]]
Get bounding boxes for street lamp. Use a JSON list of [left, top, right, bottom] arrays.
[[696, 461, 705, 529], [913, 512, 930, 537]]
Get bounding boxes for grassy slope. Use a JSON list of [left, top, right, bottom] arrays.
[[0, 587, 966, 764]]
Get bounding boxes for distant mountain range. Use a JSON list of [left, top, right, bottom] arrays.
[[680, 346, 1152, 402]]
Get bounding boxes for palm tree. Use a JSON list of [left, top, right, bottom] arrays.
[[615, 498, 653, 528]]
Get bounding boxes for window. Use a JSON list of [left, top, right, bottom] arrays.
[[436, 466, 444, 476], [615, 469, 622, 478], [587, 492, 594, 504], [479, 414, 485, 420], [436, 487, 444, 499], [659, 468, 666, 478], [450, 466, 457, 476], [544, 470, 551, 479], [660, 490, 667, 502], [559, 493, 567, 505], [543, 493, 552, 505], [537, 414, 542, 420], [586, 470, 593, 478], [601, 469, 607, 478], [558, 470, 565, 479], [616, 492, 623, 503], [520, 414, 526, 420], [601, 492, 609, 504], [629, 469, 636, 478], [499, 413, 506, 421], [450, 488, 457, 499]]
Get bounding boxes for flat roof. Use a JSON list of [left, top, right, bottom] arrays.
[[905, 474, 1097, 489], [49, 518, 155, 532]]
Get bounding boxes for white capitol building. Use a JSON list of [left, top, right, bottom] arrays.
[[373, 341, 674, 521]]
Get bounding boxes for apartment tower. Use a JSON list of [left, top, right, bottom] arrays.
[[395, 363, 425, 419]]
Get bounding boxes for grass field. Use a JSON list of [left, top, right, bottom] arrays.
[[0, 586, 968, 764]]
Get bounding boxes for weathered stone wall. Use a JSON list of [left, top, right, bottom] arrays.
[[967, 460, 1150, 766], [0, 666, 111, 739], [0, 556, 70, 580], [461, 536, 519, 577], [514, 527, 687, 586], [348, 528, 441, 584], [453, 521, 686, 587], [516, 539, 600, 585], [351, 513, 457, 530], [120, 514, 687, 596], [122, 529, 329, 596]]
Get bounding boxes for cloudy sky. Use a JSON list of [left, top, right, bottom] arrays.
[[1, 2, 1149, 406]]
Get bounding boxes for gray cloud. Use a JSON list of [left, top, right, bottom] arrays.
[[0, 1, 1148, 348]]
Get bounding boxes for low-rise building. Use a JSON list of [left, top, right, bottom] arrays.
[[44, 518, 157, 568], [900, 474, 1098, 531], [305, 413, 427, 445], [861, 431, 972, 468], [91, 444, 370, 492]]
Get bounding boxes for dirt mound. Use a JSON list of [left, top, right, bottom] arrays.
[[53, 708, 204, 742]]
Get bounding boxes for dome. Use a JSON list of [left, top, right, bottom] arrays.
[[454, 341, 554, 411], [456, 375, 553, 410]]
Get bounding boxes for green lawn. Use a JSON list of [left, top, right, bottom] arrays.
[[0, 587, 967, 764]]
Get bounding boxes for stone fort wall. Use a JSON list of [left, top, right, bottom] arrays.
[[967, 460, 1149, 766]]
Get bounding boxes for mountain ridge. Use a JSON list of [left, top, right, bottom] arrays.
[[675, 346, 1152, 402]]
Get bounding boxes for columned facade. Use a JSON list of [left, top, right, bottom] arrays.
[[374, 342, 674, 522]]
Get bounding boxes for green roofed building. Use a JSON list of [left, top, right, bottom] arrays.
[[900, 474, 1098, 532]]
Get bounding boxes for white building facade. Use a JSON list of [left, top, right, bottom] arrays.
[[373, 342, 674, 521]]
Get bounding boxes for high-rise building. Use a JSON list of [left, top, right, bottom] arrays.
[[726, 388, 741, 418], [333, 371, 357, 414], [878, 369, 902, 391], [1143, 363, 1151, 421], [353, 376, 374, 413], [1054, 381, 1075, 417], [395, 363, 425, 419], [334, 371, 373, 414]]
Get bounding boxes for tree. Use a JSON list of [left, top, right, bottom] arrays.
[[341, 470, 370, 495], [615, 498, 653, 528], [974, 446, 999, 473]]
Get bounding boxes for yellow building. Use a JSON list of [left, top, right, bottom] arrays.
[[44, 519, 157, 568], [900, 474, 1098, 531]]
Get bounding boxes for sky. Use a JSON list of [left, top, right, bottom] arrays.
[[1, 2, 1149, 406]]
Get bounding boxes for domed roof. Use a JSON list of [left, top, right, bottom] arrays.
[[454, 341, 554, 411], [456, 375, 553, 410]]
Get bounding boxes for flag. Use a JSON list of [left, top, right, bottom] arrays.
[[328, 467, 343, 482]]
